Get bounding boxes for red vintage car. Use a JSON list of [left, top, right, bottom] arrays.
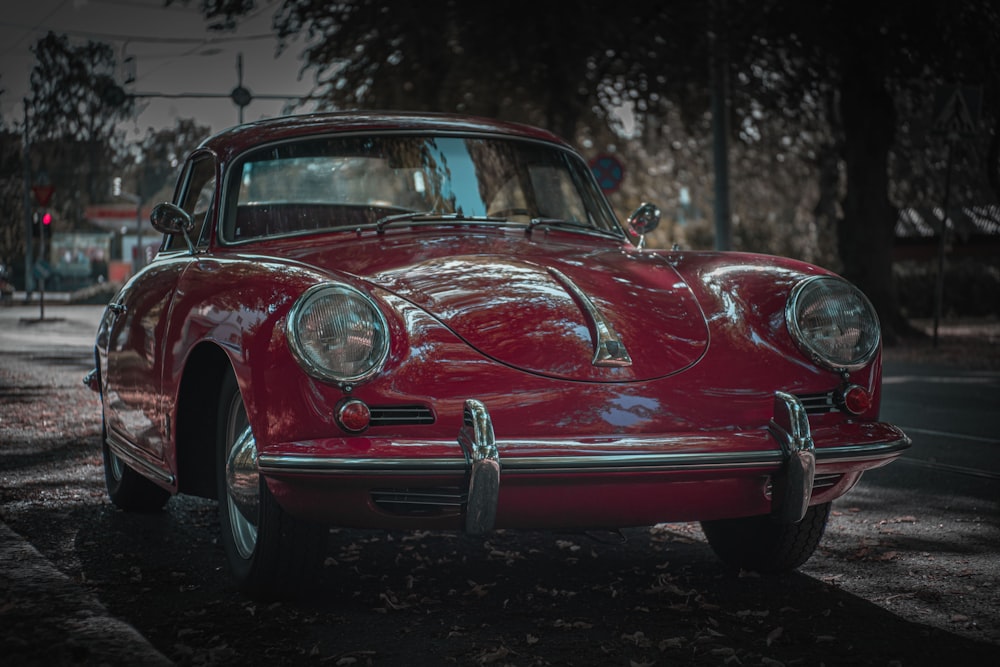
[[87, 112, 908, 598]]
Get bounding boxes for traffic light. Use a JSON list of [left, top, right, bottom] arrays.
[[36, 210, 53, 241]]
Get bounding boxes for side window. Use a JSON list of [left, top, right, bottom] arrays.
[[164, 156, 216, 251]]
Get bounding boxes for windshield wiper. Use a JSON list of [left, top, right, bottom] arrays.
[[527, 217, 620, 238], [375, 210, 506, 233]]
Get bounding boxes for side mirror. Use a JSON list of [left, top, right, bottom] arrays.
[[626, 202, 660, 248], [150, 202, 197, 253], [150, 202, 194, 236]]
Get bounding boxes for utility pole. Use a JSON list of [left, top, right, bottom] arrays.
[[121, 53, 302, 127]]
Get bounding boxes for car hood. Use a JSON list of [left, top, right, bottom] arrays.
[[356, 238, 709, 382]]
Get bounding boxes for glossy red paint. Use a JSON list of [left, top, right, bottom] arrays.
[[93, 113, 908, 589]]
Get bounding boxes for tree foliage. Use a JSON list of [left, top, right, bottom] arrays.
[[129, 118, 212, 204], [273, 1, 609, 138], [28, 32, 133, 145], [26, 32, 134, 221], [0, 128, 25, 270], [193, 0, 1000, 341], [721, 0, 1000, 339]]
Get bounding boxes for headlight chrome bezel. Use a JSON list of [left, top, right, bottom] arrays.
[[786, 275, 881, 372], [286, 283, 390, 384]]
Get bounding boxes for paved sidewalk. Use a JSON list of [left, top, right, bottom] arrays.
[[2, 304, 170, 665]]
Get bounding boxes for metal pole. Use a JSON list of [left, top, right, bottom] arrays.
[[21, 98, 35, 299], [933, 141, 953, 349], [135, 175, 144, 272]]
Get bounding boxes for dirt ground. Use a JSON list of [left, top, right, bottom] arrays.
[[1, 308, 998, 666]]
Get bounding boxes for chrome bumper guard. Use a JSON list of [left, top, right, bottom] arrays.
[[458, 399, 500, 535], [457, 392, 819, 533], [768, 391, 816, 524]]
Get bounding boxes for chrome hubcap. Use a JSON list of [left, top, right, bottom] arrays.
[[225, 394, 259, 560]]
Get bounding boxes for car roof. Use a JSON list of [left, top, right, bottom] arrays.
[[197, 111, 571, 161]]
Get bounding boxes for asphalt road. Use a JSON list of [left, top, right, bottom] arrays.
[[880, 361, 1000, 481], [800, 352, 1000, 647], [1, 304, 998, 665]]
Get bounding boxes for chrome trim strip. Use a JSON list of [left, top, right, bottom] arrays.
[[256, 437, 910, 476], [501, 450, 782, 471], [811, 437, 911, 461], [548, 267, 632, 367], [105, 429, 175, 485], [257, 455, 468, 473], [257, 449, 784, 474]]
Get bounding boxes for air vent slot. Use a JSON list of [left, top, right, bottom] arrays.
[[369, 405, 435, 426], [371, 487, 466, 516], [794, 391, 839, 415]]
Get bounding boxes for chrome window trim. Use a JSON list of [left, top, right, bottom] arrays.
[[105, 429, 175, 485]]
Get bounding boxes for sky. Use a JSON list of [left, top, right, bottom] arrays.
[[0, 0, 317, 138]]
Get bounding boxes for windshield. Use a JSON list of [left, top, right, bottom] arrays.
[[221, 134, 622, 242]]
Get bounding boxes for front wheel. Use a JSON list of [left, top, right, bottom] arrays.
[[216, 371, 326, 598], [700, 502, 831, 574]]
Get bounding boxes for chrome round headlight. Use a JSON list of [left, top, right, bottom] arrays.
[[287, 284, 389, 383], [786, 276, 880, 371]]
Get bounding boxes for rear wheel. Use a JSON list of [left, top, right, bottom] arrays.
[[102, 424, 170, 512], [216, 371, 326, 598], [700, 502, 831, 574]]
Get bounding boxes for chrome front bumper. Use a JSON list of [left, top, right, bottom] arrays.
[[257, 393, 910, 531]]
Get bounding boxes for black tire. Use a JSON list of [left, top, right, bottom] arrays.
[[216, 371, 326, 599], [700, 502, 831, 574], [102, 425, 170, 512]]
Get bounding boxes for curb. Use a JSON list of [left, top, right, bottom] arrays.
[[0, 521, 173, 666]]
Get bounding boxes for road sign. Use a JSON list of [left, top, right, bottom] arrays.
[[32, 185, 55, 207], [589, 154, 625, 194], [33, 260, 52, 281], [932, 86, 982, 137]]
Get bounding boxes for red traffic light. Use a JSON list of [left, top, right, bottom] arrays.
[[42, 212, 52, 226]]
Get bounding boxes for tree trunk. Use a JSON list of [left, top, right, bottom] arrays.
[[837, 55, 914, 344]]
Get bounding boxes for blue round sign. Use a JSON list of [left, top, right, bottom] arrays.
[[589, 154, 625, 194]]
